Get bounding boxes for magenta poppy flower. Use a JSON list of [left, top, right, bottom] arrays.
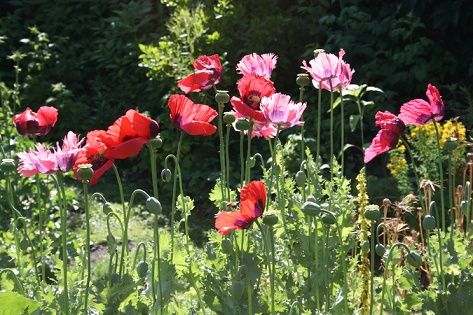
[[178, 54, 222, 94], [364, 111, 405, 164], [230, 74, 276, 122], [260, 93, 306, 129], [398, 84, 444, 126], [236, 53, 277, 79], [13, 106, 58, 136], [301, 49, 354, 91], [18, 132, 84, 176]]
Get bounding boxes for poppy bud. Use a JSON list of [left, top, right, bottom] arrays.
[[301, 201, 320, 216], [306, 195, 317, 203], [406, 251, 422, 268], [313, 48, 325, 58], [221, 238, 233, 254], [295, 170, 306, 187], [161, 169, 172, 182], [235, 119, 250, 131], [364, 205, 381, 221], [103, 202, 113, 215], [77, 164, 94, 181], [149, 137, 163, 149], [20, 238, 29, 251], [296, 73, 310, 87], [223, 113, 236, 125], [146, 197, 162, 214], [321, 213, 336, 225], [0, 158, 16, 173], [444, 137, 458, 151], [231, 280, 245, 299], [248, 157, 256, 168], [360, 240, 370, 254], [422, 214, 436, 230], [263, 212, 278, 226], [136, 261, 148, 278], [375, 244, 386, 257], [215, 90, 230, 104]]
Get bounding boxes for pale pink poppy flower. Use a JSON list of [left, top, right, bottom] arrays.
[[260, 93, 306, 129], [301, 49, 354, 91], [54, 131, 84, 172], [236, 53, 277, 79], [398, 84, 444, 126]]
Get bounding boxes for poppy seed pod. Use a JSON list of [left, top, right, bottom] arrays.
[[443, 137, 458, 151], [321, 213, 336, 225], [296, 73, 310, 87], [146, 197, 162, 214], [263, 212, 278, 226], [102, 202, 113, 215], [422, 214, 436, 230], [77, 164, 94, 181], [149, 137, 163, 149], [365, 204, 381, 221], [235, 119, 251, 131], [221, 238, 233, 254], [301, 201, 320, 216], [215, 90, 230, 104], [375, 243, 386, 257], [136, 261, 148, 278], [295, 170, 306, 187], [406, 251, 423, 268], [223, 113, 236, 125], [161, 168, 172, 182], [0, 158, 16, 173]]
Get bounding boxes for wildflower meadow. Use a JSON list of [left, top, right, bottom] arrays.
[[1, 2, 472, 315]]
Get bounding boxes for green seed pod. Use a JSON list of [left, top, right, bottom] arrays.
[[221, 238, 233, 255], [161, 168, 172, 182], [295, 170, 306, 187], [364, 205, 381, 221], [263, 212, 278, 226], [321, 213, 336, 225], [102, 202, 113, 215], [77, 164, 94, 181], [215, 90, 230, 104], [360, 239, 370, 254], [296, 73, 310, 87], [422, 215, 436, 230], [443, 137, 458, 151], [406, 251, 423, 268], [231, 280, 245, 299], [146, 197, 162, 214], [248, 157, 256, 168], [375, 244, 386, 257], [235, 119, 250, 131], [0, 158, 16, 173], [136, 261, 149, 278], [223, 113, 236, 124], [149, 137, 163, 149], [107, 234, 117, 253], [301, 201, 320, 216], [19, 238, 29, 251]]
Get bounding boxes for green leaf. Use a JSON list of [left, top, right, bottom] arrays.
[[349, 114, 361, 131], [0, 292, 41, 314]]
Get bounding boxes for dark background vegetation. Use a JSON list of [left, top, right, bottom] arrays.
[[1, 0, 472, 223]]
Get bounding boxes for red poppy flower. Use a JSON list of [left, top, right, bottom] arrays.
[[230, 74, 276, 122], [178, 54, 222, 94], [215, 181, 267, 235], [398, 84, 444, 126], [364, 111, 405, 164], [105, 109, 160, 159], [13, 106, 58, 136], [168, 94, 218, 136], [73, 130, 115, 184]]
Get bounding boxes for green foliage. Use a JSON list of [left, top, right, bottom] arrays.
[[0, 292, 41, 314]]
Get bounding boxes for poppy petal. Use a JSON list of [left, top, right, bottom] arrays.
[[398, 99, 433, 126], [364, 129, 400, 164], [37, 106, 58, 127], [231, 97, 266, 122], [105, 137, 148, 159], [215, 211, 247, 235], [239, 181, 267, 220], [178, 70, 215, 94], [181, 121, 217, 136]]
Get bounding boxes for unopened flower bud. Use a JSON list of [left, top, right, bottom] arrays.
[[364, 204, 381, 221], [149, 137, 163, 149], [215, 90, 230, 104], [0, 158, 16, 173], [223, 112, 236, 125], [248, 157, 256, 168], [77, 164, 94, 181], [136, 261, 148, 278], [263, 212, 278, 226], [103, 202, 113, 215], [161, 169, 172, 182], [321, 213, 336, 225], [295, 170, 306, 187], [296, 73, 310, 87], [146, 197, 162, 214], [235, 119, 250, 131], [301, 201, 320, 216], [443, 137, 458, 151], [221, 238, 233, 254], [375, 244, 386, 257], [406, 251, 423, 268]]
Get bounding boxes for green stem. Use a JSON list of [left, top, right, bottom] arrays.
[[400, 137, 422, 198], [316, 87, 322, 160], [35, 175, 46, 284], [82, 181, 91, 314], [369, 223, 375, 315], [329, 81, 334, 180], [245, 122, 254, 184], [356, 100, 365, 148], [6, 177, 22, 275], [339, 88, 345, 175], [240, 132, 245, 186], [218, 102, 227, 202], [299, 85, 306, 162], [432, 120, 446, 232], [225, 125, 231, 202], [269, 227, 276, 315], [267, 125, 281, 211], [169, 136, 183, 262], [112, 164, 127, 276]]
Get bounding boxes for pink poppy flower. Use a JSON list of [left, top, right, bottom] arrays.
[[364, 111, 405, 164], [178, 54, 222, 94], [398, 84, 444, 125], [54, 131, 84, 172], [13, 106, 58, 136], [230, 74, 276, 122], [260, 93, 306, 129], [236, 53, 277, 79], [301, 49, 354, 91]]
